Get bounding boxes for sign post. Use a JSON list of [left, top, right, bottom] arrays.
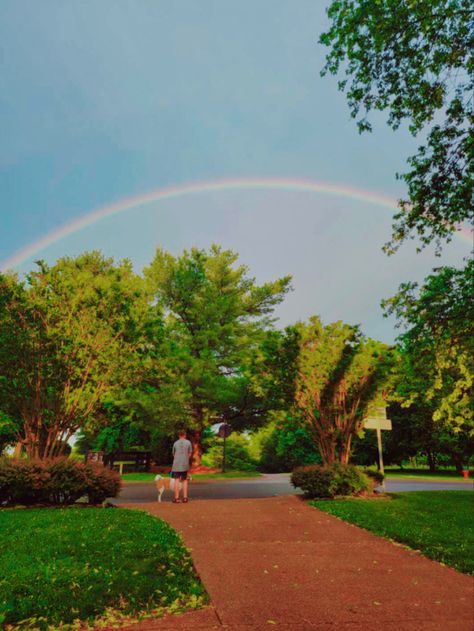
[[363, 407, 392, 490], [218, 423, 232, 473]]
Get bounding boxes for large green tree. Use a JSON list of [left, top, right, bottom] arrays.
[[382, 262, 474, 468], [0, 252, 155, 459], [320, 0, 474, 253], [294, 317, 394, 465], [144, 245, 291, 465]]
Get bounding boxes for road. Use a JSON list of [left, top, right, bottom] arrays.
[[114, 473, 473, 503]]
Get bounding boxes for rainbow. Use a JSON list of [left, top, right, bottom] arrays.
[[1, 176, 472, 271]]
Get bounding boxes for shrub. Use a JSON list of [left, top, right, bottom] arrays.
[[256, 419, 321, 472], [202, 434, 258, 471], [83, 462, 122, 504], [0, 458, 121, 506], [364, 468, 385, 486], [291, 463, 377, 499]]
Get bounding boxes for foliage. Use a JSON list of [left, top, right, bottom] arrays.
[[0, 411, 18, 455], [144, 245, 292, 465], [252, 417, 321, 473], [320, 0, 474, 253], [294, 317, 394, 464], [0, 252, 157, 459], [291, 462, 375, 498], [0, 458, 121, 506], [202, 433, 258, 471], [312, 491, 474, 574], [0, 507, 206, 627], [382, 263, 474, 470], [383, 263, 473, 430]]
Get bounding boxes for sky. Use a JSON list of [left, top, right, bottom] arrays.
[[0, 1, 470, 343]]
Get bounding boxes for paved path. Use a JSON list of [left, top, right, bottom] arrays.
[[121, 495, 473, 631], [115, 473, 473, 504]]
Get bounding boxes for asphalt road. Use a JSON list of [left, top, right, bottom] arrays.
[[114, 473, 473, 504]]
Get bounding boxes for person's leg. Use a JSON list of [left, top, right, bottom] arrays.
[[173, 475, 180, 502], [182, 477, 188, 500]]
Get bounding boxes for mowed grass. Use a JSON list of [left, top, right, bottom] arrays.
[[384, 468, 473, 483], [122, 470, 262, 482], [0, 507, 206, 628], [312, 491, 474, 575]]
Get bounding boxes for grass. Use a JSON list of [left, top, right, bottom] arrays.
[[122, 470, 262, 482], [0, 507, 206, 628], [383, 468, 472, 483], [311, 491, 474, 575]]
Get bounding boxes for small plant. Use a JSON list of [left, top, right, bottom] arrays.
[[291, 462, 378, 499], [0, 457, 121, 506]]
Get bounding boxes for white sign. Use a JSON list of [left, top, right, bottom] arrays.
[[363, 418, 392, 431]]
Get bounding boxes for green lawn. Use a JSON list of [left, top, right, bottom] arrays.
[[0, 507, 206, 628], [384, 468, 472, 483], [122, 470, 262, 482], [312, 491, 474, 575]]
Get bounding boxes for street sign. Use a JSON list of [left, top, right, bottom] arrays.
[[218, 423, 232, 438], [364, 418, 392, 431], [363, 406, 392, 488]]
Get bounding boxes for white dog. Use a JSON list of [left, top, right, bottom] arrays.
[[154, 474, 192, 502]]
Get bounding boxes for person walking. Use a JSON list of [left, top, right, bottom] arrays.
[[171, 429, 192, 503]]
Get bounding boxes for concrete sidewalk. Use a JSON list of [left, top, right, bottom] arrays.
[[123, 496, 473, 631]]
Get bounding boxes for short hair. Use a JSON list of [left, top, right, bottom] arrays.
[[178, 429, 186, 437]]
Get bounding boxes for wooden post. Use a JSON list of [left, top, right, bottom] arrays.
[[363, 407, 391, 492], [376, 428, 385, 490]]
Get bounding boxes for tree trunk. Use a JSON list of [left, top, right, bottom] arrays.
[[317, 435, 336, 466], [451, 452, 463, 475], [189, 403, 204, 468], [339, 434, 352, 465], [189, 429, 202, 468], [427, 450, 437, 473]]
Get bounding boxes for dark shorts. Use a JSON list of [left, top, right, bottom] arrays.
[[171, 471, 188, 480]]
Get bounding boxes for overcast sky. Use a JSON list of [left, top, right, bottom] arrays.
[[0, 1, 469, 342]]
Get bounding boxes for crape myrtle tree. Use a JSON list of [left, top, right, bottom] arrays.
[[320, 0, 474, 253], [383, 262, 474, 470], [0, 252, 158, 459], [144, 245, 292, 466], [294, 317, 394, 465]]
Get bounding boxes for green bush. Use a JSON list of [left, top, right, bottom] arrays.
[[364, 468, 385, 486], [257, 420, 321, 472], [0, 458, 121, 506], [202, 434, 258, 471], [291, 463, 377, 498]]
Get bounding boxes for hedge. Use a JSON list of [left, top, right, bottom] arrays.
[[290, 462, 382, 498], [0, 458, 121, 506]]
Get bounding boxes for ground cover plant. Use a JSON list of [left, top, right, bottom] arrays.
[[312, 491, 474, 575], [0, 507, 206, 628]]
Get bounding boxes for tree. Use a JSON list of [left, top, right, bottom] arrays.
[[294, 317, 394, 465], [382, 262, 474, 469], [144, 245, 291, 465], [320, 0, 474, 253], [0, 252, 156, 459], [383, 262, 473, 431]]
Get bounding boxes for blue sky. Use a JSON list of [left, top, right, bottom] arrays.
[[0, 1, 469, 342]]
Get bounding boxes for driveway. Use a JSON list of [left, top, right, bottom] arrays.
[[114, 473, 472, 503]]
